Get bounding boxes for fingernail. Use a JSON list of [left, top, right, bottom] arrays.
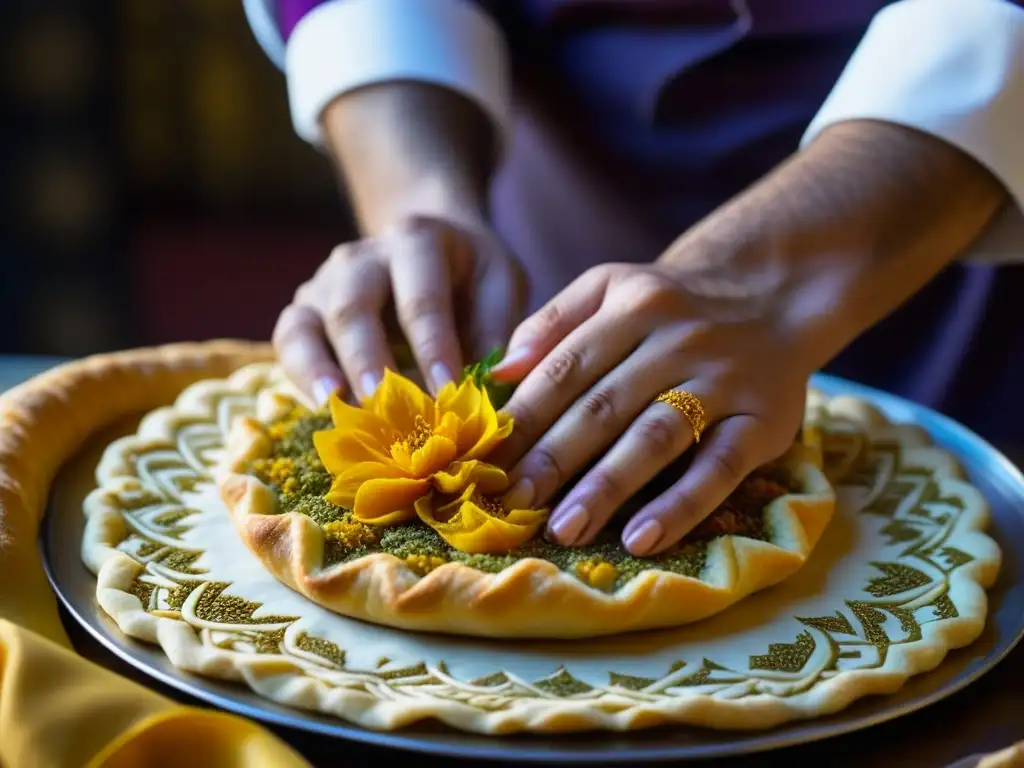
[[549, 505, 589, 545], [429, 362, 454, 393], [625, 519, 663, 555], [491, 346, 531, 373], [360, 372, 382, 399], [502, 478, 535, 510], [312, 376, 341, 407]]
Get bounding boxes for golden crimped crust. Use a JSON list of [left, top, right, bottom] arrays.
[[0, 341, 272, 636], [216, 364, 836, 639], [71, 356, 1003, 735]]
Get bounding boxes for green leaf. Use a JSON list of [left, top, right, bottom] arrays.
[[480, 346, 504, 369], [461, 346, 515, 408]]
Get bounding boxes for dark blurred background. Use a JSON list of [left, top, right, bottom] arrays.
[[0, 0, 358, 357]]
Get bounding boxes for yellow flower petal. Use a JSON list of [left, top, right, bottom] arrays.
[[347, 476, 428, 525], [313, 429, 391, 475], [437, 379, 498, 457], [409, 434, 458, 477], [460, 390, 514, 461], [434, 410, 463, 443], [432, 461, 509, 495], [415, 485, 548, 554], [312, 368, 520, 531], [436, 378, 481, 425], [327, 394, 393, 443], [366, 368, 435, 434], [324, 461, 409, 507]]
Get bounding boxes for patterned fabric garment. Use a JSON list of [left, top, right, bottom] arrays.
[[272, 0, 1024, 445]]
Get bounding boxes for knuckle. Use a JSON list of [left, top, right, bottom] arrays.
[[323, 300, 364, 333], [584, 262, 618, 283], [580, 388, 617, 427], [293, 280, 315, 305], [533, 303, 565, 336], [528, 445, 565, 488], [327, 242, 355, 264], [388, 215, 447, 252], [272, 304, 313, 347], [675, 320, 715, 351], [627, 277, 676, 315], [504, 403, 537, 441], [397, 293, 445, 323], [587, 468, 623, 503], [332, 239, 378, 268], [397, 213, 439, 237], [709, 442, 748, 482], [542, 347, 583, 387], [662, 496, 701, 531], [636, 413, 682, 454]]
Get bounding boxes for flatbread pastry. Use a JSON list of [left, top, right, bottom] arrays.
[[217, 362, 836, 639], [62, 346, 1001, 734]]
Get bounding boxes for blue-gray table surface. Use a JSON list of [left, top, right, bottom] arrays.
[[2, 355, 1021, 767]]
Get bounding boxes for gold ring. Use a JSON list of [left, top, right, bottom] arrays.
[[654, 389, 707, 443]]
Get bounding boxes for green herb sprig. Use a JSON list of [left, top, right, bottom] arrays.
[[461, 347, 515, 409]]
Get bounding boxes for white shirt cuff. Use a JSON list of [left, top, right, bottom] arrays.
[[242, 0, 287, 70], [274, 0, 511, 150], [801, 0, 1024, 264]]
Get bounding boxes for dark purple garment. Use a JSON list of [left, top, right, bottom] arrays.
[[277, 0, 312, 37], [274, 0, 1024, 446]]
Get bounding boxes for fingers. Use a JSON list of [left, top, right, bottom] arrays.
[[387, 221, 464, 395], [466, 254, 526, 363], [277, 217, 521, 406], [489, 308, 641, 470], [489, 266, 612, 383], [621, 414, 771, 556], [321, 245, 397, 401], [272, 303, 346, 406], [538, 381, 722, 546]]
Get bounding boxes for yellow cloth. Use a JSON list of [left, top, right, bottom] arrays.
[[0, 343, 313, 768]]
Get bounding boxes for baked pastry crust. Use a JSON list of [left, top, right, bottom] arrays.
[[64, 351, 1001, 735], [217, 364, 836, 639], [0, 341, 272, 636]]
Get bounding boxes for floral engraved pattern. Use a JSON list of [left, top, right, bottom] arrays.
[[86, 375, 986, 719]]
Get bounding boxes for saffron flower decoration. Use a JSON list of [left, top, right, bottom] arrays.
[[415, 484, 549, 554], [312, 368, 514, 526]]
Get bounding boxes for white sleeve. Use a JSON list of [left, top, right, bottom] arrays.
[[242, 0, 287, 69], [241, 0, 511, 150], [801, 0, 1024, 264]]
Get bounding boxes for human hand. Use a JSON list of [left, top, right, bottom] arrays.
[[273, 214, 526, 405], [478, 116, 1008, 558], [486, 260, 817, 557], [483, 116, 1008, 558]]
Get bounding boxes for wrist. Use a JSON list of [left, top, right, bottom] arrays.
[[358, 174, 489, 237], [661, 119, 1007, 371], [322, 81, 495, 237]]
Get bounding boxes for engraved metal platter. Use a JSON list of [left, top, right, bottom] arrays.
[[41, 373, 1024, 763]]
